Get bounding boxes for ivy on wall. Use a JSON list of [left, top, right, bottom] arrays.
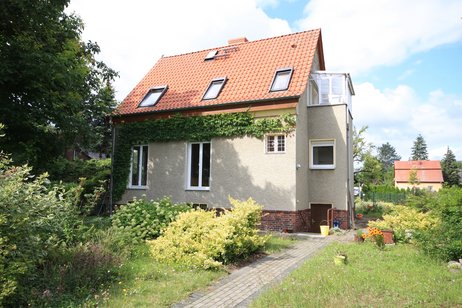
[[112, 112, 296, 201]]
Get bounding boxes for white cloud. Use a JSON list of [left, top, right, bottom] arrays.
[[354, 83, 462, 160], [67, 0, 291, 100], [296, 0, 462, 74]]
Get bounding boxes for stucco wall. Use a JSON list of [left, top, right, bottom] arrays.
[[307, 104, 349, 211], [120, 112, 297, 211], [395, 182, 443, 192]]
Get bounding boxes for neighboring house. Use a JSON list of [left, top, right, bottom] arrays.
[[394, 160, 444, 191], [112, 29, 355, 232]]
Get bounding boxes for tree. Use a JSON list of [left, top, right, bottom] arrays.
[[408, 167, 420, 187], [0, 0, 117, 170], [356, 152, 383, 186], [377, 142, 401, 171], [353, 125, 371, 163], [411, 134, 429, 160], [441, 147, 460, 186]]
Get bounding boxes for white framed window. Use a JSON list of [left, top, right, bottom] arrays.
[[270, 68, 293, 92], [266, 135, 286, 153], [202, 78, 226, 100], [187, 142, 211, 190], [309, 80, 319, 105], [129, 145, 148, 188], [138, 86, 168, 107], [310, 139, 335, 169]]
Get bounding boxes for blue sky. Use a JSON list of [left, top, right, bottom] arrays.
[[68, 0, 462, 160]]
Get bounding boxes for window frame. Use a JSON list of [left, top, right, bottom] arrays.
[[269, 67, 293, 92], [309, 139, 335, 169], [138, 86, 168, 108], [202, 77, 227, 100], [265, 134, 286, 154], [187, 141, 211, 190], [128, 145, 148, 189]]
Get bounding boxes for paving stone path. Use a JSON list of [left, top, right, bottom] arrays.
[[174, 232, 352, 308]]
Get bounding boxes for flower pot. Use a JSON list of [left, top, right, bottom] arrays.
[[356, 213, 363, 220], [381, 230, 394, 244], [334, 255, 347, 266]]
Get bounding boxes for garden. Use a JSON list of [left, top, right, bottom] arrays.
[[252, 186, 462, 306], [0, 131, 294, 306]]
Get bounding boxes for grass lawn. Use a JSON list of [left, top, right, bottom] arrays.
[[89, 235, 296, 307], [251, 242, 462, 307]]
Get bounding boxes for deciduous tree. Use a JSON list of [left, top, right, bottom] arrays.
[[0, 0, 117, 170]]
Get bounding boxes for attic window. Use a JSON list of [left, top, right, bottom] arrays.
[[270, 68, 293, 92], [204, 50, 218, 61], [202, 78, 226, 100], [138, 86, 167, 107]]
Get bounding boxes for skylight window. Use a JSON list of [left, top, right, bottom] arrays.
[[138, 86, 167, 108], [204, 50, 218, 61], [202, 78, 226, 100], [270, 68, 293, 92]]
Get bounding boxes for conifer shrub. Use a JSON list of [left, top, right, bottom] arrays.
[[149, 197, 268, 269]]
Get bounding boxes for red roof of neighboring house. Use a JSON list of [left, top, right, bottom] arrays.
[[115, 29, 324, 117], [394, 160, 444, 183]]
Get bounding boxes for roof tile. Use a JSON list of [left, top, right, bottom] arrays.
[[116, 29, 322, 116]]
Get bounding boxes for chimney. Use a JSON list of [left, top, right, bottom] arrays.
[[228, 37, 248, 45]]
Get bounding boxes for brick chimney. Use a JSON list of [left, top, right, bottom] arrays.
[[228, 37, 248, 45]]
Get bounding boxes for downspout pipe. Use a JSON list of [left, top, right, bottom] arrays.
[[109, 120, 116, 215]]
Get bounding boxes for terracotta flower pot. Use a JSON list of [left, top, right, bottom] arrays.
[[356, 213, 363, 220], [381, 230, 394, 244]]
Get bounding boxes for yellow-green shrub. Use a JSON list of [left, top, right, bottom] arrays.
[[368, 205, 439, 242], [149, 197, 268, 269]]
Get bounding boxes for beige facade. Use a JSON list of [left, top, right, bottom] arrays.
[[121, 109, 298, 211], [395, 182, 443, 192]]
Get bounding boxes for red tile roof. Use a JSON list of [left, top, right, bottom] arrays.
[[394, 160, 444, 183], [115, 29, 324, 116]]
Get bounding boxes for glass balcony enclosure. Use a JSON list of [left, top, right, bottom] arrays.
[[309, 72, 354, 111]]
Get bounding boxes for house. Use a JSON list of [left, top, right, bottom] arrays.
[[111, 29, 355, 232], [394, 160, 444, 191]]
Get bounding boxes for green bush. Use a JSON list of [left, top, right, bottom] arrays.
[[0, 163, 85, 305], [149, 197, 269, 269], [46, 157, 111, 214], [367, 205, 439, 243], [416, 187, 462, 261], [111, 196, 191, 244]]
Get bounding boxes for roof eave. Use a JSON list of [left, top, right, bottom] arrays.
[[112, 95, 301, 119]]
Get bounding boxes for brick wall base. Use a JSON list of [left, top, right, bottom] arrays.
[[261, 209, 349, 233]]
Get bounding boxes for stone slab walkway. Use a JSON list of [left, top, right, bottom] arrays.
[[174, 232, 352, 308]]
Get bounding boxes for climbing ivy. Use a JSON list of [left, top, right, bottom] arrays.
[[112, 112, 295, 201]]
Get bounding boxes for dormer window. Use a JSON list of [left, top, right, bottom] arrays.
[[202, 77, 226, 100], [204, 50, 218, 61], [270, 68, 293, 92], [138, 86, 167, 108]]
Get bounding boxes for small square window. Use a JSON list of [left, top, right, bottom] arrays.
[[310, 140, 335, 169], [270, 68, 293, 92], [266, 135, 285, 153], [138, 86, 167, 107], [203, 78, 226, 100]]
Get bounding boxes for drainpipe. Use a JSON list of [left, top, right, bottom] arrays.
[[109, 121, 116, 215], [346, 105, 355, 229]]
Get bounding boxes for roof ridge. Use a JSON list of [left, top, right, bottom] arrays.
[[160, 29, 321, 59]]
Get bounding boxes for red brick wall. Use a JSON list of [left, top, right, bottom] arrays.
[[260, 208, 348, 232]]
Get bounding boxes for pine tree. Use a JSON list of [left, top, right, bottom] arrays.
[[411, 134, 429, 160], [441, 147, 460, 186], [377, 142, 401, 171]]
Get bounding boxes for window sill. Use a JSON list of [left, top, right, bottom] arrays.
[[310, 166, 335, 170], [127, 186, 148, 190], [186, 187, 210, 191]]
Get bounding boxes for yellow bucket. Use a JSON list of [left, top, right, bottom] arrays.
[[320, 225, 329, 236]]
